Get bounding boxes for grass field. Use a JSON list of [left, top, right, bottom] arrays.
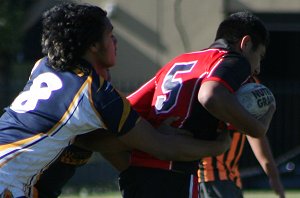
[[61, 190, 300, 198]]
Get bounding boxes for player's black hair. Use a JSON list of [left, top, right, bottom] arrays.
[[215, 11, 269, 50], [41, 3, 111, 71]]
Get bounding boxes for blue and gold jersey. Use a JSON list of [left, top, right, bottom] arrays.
[[0, 57, 139, 197]]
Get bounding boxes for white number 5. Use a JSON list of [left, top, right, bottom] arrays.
[[11, 72, 62, 113]]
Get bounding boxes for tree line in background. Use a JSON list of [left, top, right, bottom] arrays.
[[0, 0, 34, 110]]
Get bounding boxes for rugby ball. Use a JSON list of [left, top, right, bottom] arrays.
[[235, 83, 275, 118]]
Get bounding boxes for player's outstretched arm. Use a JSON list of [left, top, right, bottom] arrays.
[[198, 81, 275, 137], [118, 118, 231, 161], [75, 118, 231, 163], [247, 135, 285, 198], [74, 129, 131, 171]]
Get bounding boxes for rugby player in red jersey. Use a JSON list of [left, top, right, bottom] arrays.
[[198, 77, 284, 198], [117, 11, 275, 198]]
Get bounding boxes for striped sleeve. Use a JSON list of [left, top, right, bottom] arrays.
[[91, 77, 140, 136]]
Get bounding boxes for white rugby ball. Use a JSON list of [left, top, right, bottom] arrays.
[[235, 83, 275, 118]]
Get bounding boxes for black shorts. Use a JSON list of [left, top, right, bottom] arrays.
[[199, 180, 243, 198], [119, 166, 197, 198]]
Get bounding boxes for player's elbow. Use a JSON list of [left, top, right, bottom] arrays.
[[247, 131, 265, 138], [198, 91, 219, 112], [244, 125, 268, 138]]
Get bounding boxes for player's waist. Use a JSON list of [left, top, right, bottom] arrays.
[[198, 166, 241, 187], [130, 150, 198, 174]]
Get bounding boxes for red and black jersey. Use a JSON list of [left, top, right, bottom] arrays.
[[198, 76, 260, 187], [127, 39, 252, 174]]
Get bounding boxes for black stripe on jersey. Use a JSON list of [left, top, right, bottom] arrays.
[[222, 147, 230, 180], [212, 157, 220, 180], [229, 133, 243, 169]]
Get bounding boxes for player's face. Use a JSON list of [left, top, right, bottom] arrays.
[[242, 44, 266, 76], [96, 24, 118, 69]]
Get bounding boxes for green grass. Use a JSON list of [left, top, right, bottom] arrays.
[[60, 190, 300, 198], [244, 190, 300, 198], [61, 191, 121, 198]]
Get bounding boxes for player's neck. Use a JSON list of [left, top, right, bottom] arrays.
[[97, 68, 111, 81], [82, 54, 111, 81]]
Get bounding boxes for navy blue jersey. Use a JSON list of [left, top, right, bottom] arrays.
[[0, 57, 139, 197]]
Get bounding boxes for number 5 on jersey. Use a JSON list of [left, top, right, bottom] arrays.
[[155, 61, 197, 113]]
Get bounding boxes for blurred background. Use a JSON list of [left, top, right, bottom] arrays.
[[1, 0, 300, 194]]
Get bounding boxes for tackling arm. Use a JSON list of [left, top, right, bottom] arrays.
[[76, 120, 231, 164], [118, 118, 231, 161], [74, 129, 131, 172]]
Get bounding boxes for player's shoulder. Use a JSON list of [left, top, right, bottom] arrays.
[[223, 50, 246, 60], [29, 57, 48, 77], [221, 51, 250, 70]]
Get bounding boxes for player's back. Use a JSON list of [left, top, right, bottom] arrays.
[[148, 48, 228, 133], [0, 57, 103, 196], [130, 48, 230, 174]]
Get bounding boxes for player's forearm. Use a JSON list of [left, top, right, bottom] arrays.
[[74, 129, 131, 153], [100, 151, 130, 172], [163, 135, 231, 161], [119, 118, 230, 161], [247, 136, 280, 179], [75, 131, 131, 171], [199, 81, 269, 137]]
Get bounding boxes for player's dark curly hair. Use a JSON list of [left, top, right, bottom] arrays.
[[215, 11, 269, 50], [41, 3, 110, 70]]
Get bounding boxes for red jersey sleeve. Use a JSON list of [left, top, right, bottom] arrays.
[[127, 77, 156, 118]]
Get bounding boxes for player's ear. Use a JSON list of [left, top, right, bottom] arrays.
[[240, 35, 252, 52], [89, 42, 101, 53]]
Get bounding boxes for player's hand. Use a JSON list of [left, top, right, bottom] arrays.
[[269, 177, 285, 198], [157, 117, 193, 136]]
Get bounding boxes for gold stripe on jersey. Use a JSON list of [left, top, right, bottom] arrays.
[[0, 133, 44, 168], [97, 75, 105, 92], [88, 73, 108, 130], [0, 133, 44, 152], [46, 74, 92, 136], [118, 95, 131, 133], [73, 68, 85, 77]]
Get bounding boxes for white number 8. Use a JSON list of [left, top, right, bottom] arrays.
[[11, 72, 63, 113]]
